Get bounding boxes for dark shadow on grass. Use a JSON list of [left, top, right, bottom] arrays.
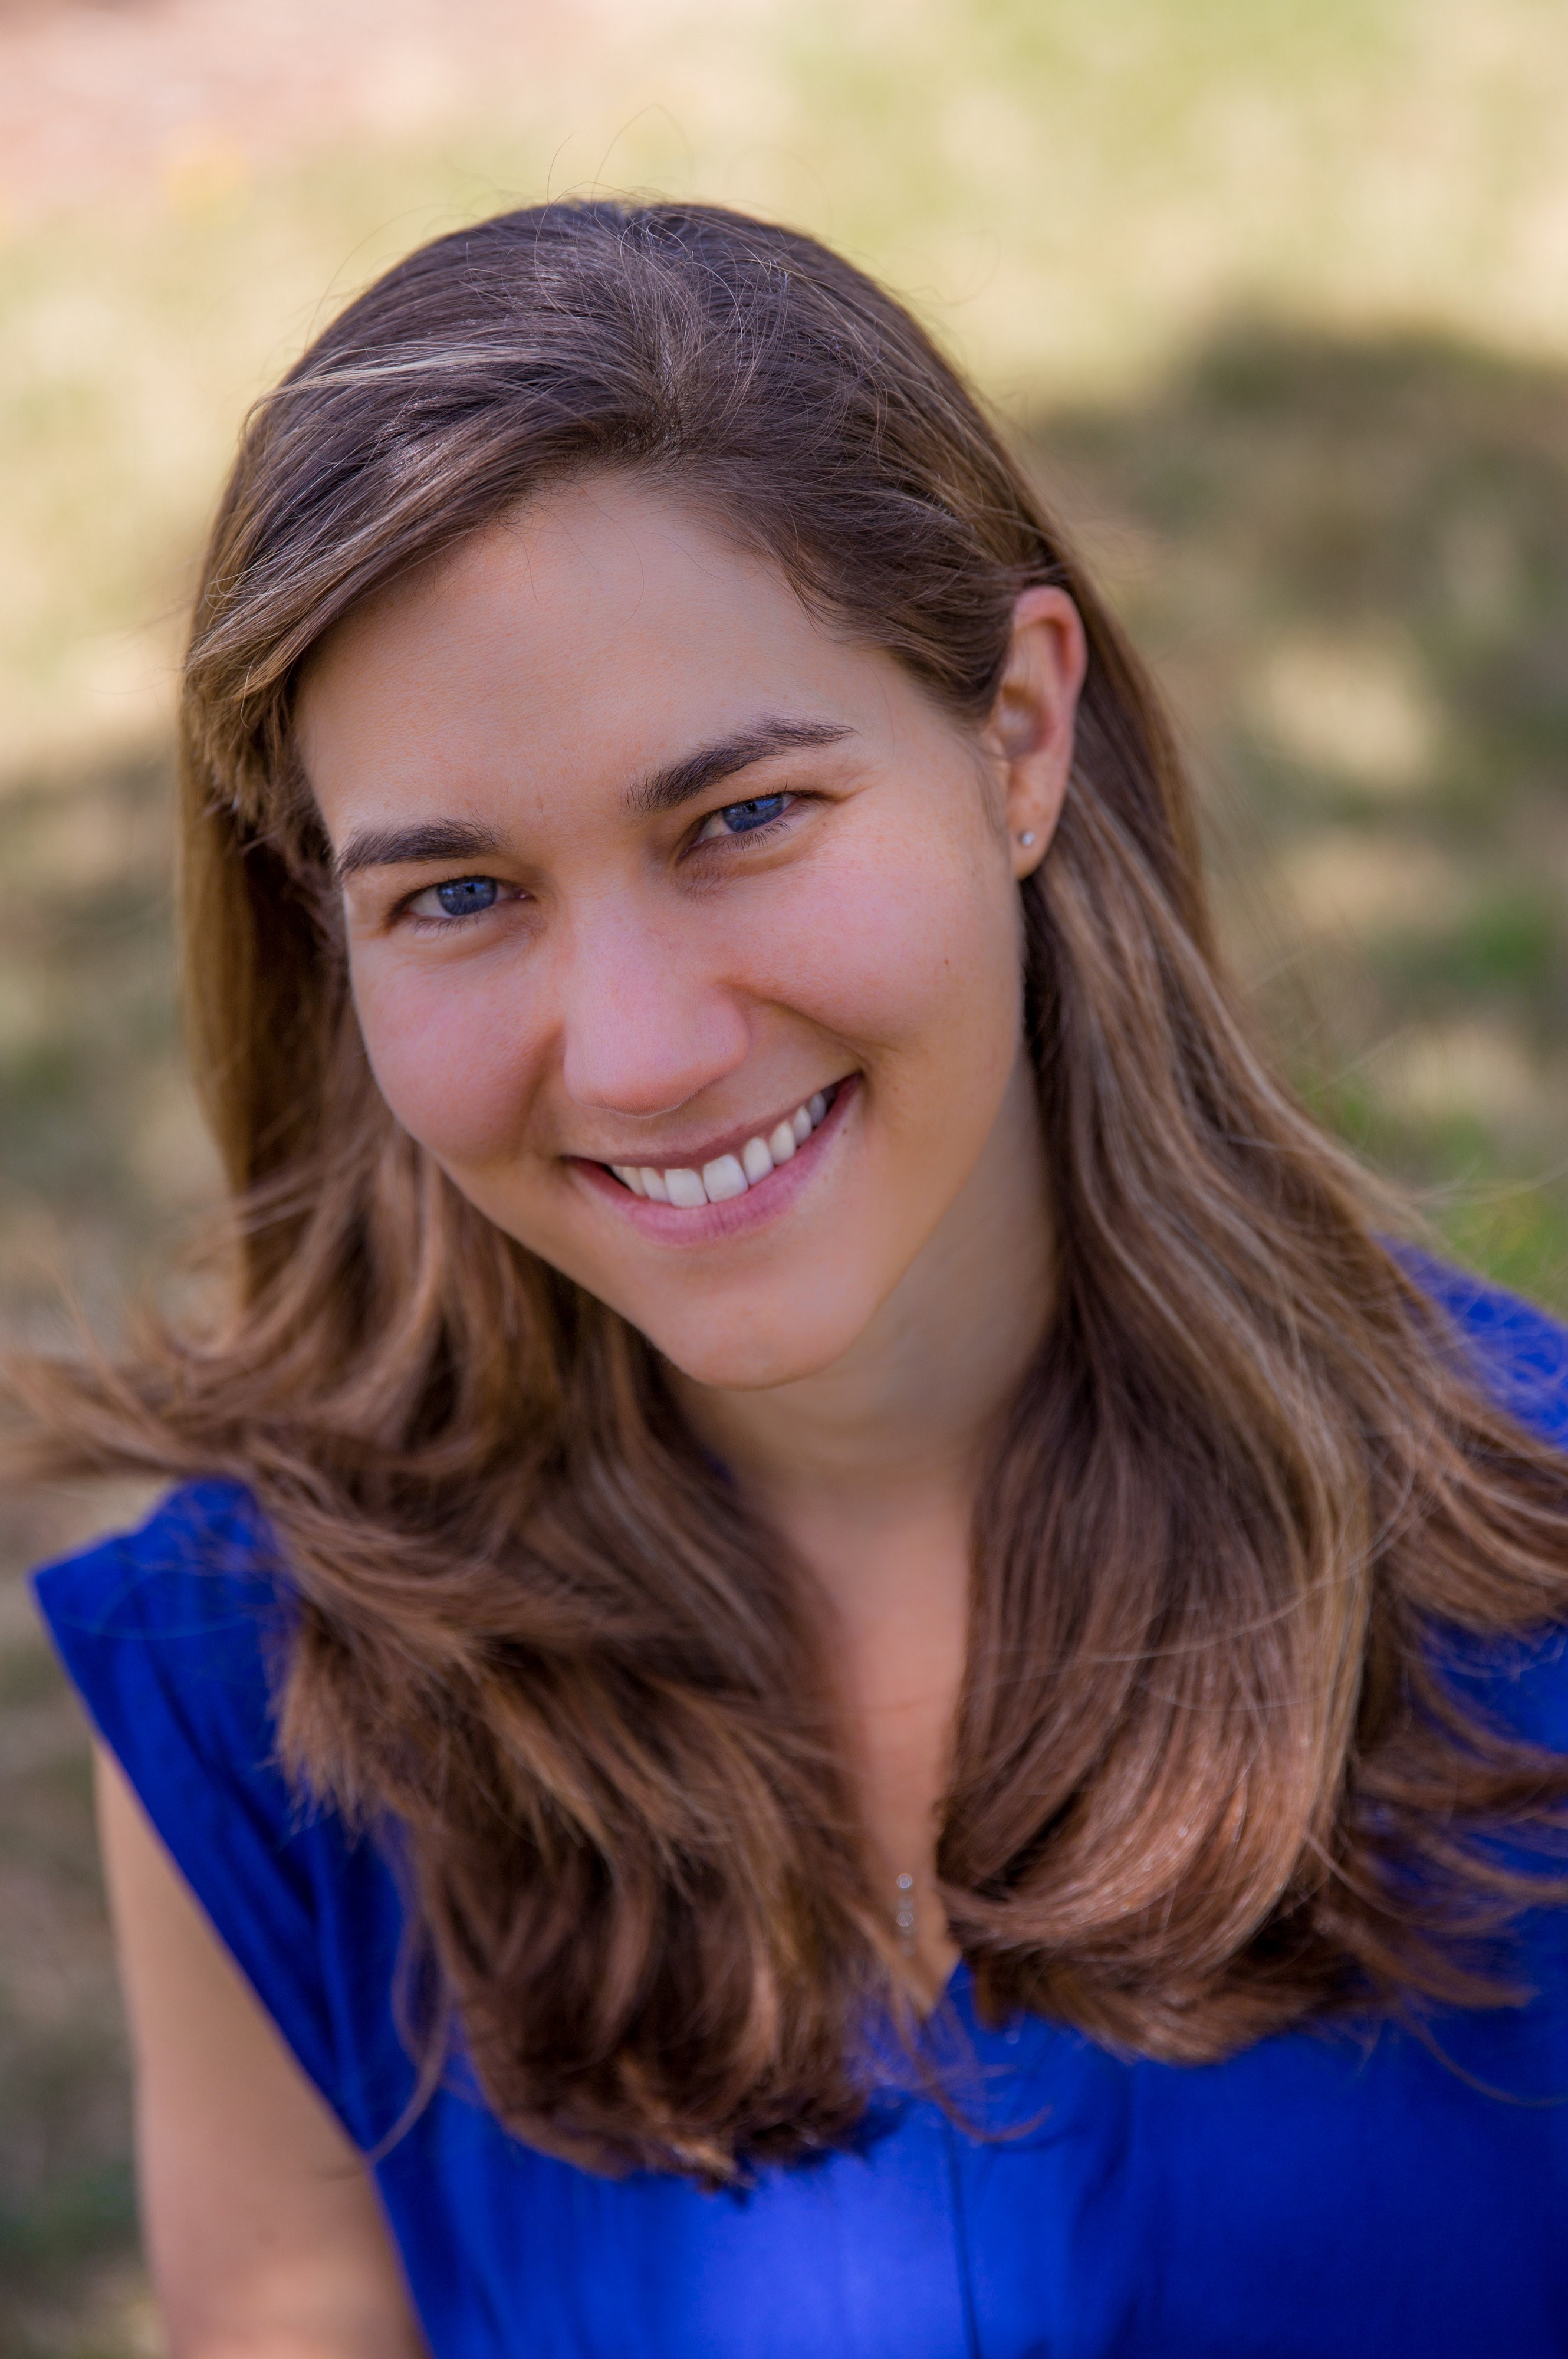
[[1024, 317, 1568, 1302]]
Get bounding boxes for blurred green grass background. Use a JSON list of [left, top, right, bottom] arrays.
[[2, 0, 1566, 2345]]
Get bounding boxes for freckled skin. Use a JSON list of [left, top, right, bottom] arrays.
[[297, 475, 1081, 1392]]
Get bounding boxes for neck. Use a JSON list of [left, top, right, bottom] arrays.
[[671, 1052, 1050, 1985], [673, 1051, 1053, 1528]]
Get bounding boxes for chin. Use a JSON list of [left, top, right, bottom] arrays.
[[637, 1296, 876, 1393]]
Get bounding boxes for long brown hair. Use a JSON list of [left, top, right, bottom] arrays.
[[13, 201, 1568, 2180]]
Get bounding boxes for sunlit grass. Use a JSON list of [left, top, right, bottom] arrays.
[[6, 0, 1568, 772]]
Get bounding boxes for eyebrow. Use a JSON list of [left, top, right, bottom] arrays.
[[334, 818, 504, 883], [626, 718, 854, 816], [332, 718, 855, 881]]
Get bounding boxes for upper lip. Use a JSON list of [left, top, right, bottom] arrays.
[[565, 1076, 849, 1174]]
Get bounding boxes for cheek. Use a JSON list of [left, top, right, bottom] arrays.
[[349, 960, 542, 1169], [741, 826, 1023, 1085], [344, 807, 1023, 1187]]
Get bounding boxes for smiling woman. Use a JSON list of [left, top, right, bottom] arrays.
[[298, 475, 1068, 1387], [9, 202, 1568, 2358]]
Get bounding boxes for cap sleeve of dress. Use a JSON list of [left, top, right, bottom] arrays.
[[1406, 1260, 1568, 1765], [1403, 1247, 1568, 1451], [30, 1478, 393, 2146]]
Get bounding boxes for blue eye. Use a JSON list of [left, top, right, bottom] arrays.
[[433, 877, 498, 918], [716, 795, 787, 834]]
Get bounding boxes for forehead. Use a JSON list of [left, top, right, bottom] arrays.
[[296, 476, 900, 823]]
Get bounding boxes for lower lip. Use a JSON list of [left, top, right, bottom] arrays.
[[570, 1076, 860, 1246]]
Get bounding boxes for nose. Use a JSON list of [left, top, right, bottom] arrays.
[[556, 891, 751, 1119]]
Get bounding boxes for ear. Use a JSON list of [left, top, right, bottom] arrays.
[[977, 585, 1087, 880]]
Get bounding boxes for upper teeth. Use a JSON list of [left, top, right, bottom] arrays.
[[610, 1092, 830, 1207]]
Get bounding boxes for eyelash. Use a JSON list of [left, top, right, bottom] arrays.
[[397, 877, 513, 931], [688, 790, 800, 850], [393, 793, 805, 929]]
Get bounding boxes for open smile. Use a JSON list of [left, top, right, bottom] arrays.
[[571, 1076, 857, 1237], [606, 1081, 842, 1206]]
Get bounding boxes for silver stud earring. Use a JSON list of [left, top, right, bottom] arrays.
[[1019, 830, 1036, 847]]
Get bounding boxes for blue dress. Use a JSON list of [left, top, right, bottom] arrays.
[[33, 1264, 1568, 2358]]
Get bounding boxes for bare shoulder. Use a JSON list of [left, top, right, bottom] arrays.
[[96, 1745, 427, 2359]]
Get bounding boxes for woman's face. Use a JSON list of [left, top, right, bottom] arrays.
[[298, 476, 1083, 1390]]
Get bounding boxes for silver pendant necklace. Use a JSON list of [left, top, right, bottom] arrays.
[[894, 1871, 918, 1959]]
